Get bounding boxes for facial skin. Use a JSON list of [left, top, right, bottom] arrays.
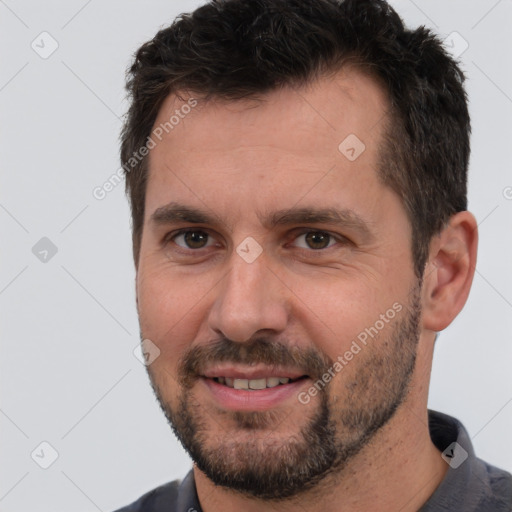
[[136, 67, 478, 512]]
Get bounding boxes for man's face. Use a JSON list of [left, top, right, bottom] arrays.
[[136, 69, 422, 499]]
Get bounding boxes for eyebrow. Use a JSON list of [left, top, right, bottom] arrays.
[[150, 201, 375, 242]]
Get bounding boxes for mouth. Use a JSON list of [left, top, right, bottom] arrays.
[[210, 376, 308, 390], [199, 368, 311, 411]]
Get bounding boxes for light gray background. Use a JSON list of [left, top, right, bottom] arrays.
[[1, 1, 511, 511]]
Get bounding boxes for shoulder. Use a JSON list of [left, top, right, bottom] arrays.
[[112, 479, 181, 512], [479, 459, 512, 510], [424, 410, 512, 511]]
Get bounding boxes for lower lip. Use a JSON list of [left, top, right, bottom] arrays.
[[201, 377, 309, 411]]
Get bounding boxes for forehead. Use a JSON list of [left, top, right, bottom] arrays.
[[151, 67, 389, 157], [144, 67, 393, 227]]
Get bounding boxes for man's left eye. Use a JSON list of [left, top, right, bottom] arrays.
[[292, 231, 339, 250]]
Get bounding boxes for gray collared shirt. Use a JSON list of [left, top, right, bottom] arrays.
[[113, 410, 512, 511]]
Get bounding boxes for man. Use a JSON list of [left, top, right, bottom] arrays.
[[114, 0, 512, 510]]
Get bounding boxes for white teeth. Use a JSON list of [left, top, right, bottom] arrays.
[[233, 378, 249, 390], [217, 376, 296, 389], [248, 378, 267, 390], [266, 377, 281, 388]]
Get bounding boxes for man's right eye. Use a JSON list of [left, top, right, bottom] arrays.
[[166, 229, 216, 250]]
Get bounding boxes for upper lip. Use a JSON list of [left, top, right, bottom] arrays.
[[201, 365, 307, 380]]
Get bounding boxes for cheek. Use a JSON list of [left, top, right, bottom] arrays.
[[291, 275, 401, 360], [295, 270, 371, 313], [136, 264, 209, 354], [137, 269, 204, 400]]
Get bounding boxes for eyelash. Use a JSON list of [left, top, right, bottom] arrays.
[[163, 228, 351, 255]]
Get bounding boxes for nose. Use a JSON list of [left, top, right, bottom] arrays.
[[207, 249, 289, 343]]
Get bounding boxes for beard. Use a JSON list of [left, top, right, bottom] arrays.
[[144, 281, 422, 501]]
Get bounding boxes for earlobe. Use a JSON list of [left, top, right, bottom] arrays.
[[421, 211, 478, 332]]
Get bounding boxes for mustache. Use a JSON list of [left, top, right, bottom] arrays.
[[179, 337, 334, 386]]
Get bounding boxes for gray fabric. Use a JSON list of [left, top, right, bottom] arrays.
[[113, 409, 512, 511], [112, 472, 200, 512], [419, 410, 512, 511]]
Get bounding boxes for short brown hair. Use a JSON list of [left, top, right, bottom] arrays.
[[120, 0, 470, 277]]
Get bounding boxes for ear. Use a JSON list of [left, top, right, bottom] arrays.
[[421, 211, 478, 332]]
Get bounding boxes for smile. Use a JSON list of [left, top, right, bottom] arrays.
[[200, 371, 310, 411], [211, 376, 307, 390]]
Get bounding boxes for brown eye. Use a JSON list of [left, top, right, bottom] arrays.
[[303, 231, 332, 250], [291, 231, 337, 251], [173, 230, 212, 249]]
